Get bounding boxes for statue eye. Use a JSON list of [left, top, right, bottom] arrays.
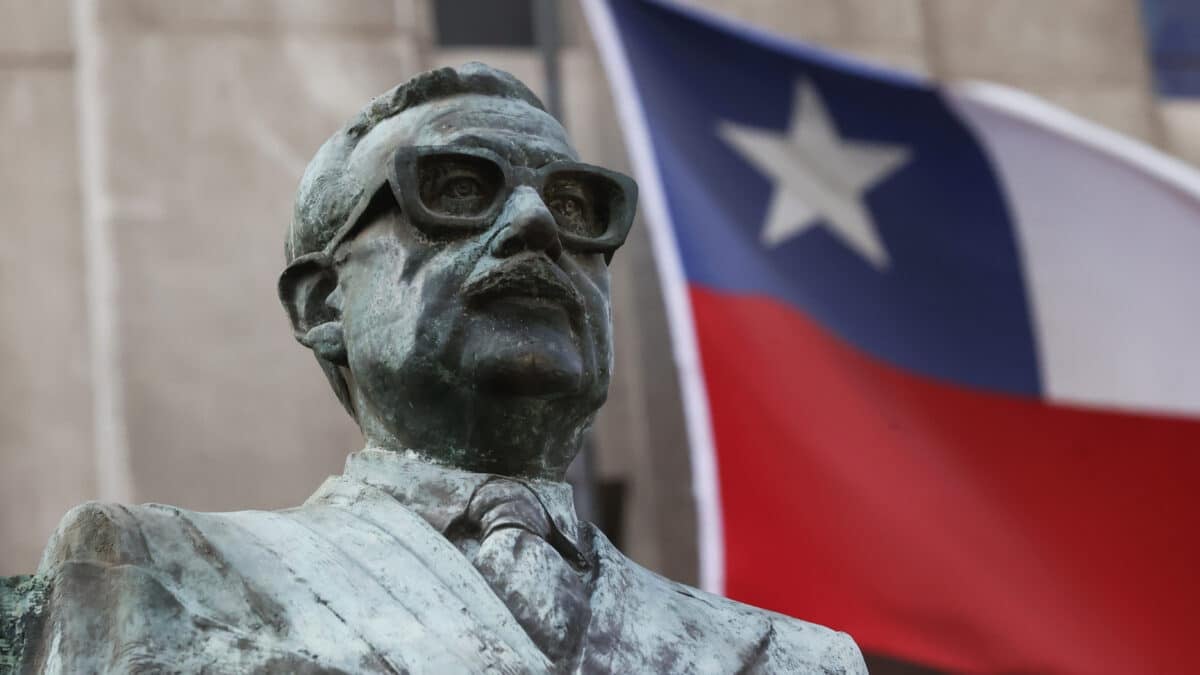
[[550, 196, 580, 216], [546, 180, 599, 236], [418, 157, 499, 218], [443, 176, 482, 200]]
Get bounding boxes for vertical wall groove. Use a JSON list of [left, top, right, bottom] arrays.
[[73, 0, 133, 503]]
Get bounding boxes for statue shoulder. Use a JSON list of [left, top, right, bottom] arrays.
[[38, 501, 150, 572], [665, 578, 867, 674], [37, 500, 213, 573], [765, 608, 867, 675], [588, 530, 867, 673]]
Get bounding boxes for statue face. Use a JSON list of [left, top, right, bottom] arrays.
[[328, 95, 630, 473]]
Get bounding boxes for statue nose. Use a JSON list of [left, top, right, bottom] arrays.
[[489, 186, 563, 260]]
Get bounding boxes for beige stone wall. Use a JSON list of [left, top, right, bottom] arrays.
[[0, 0, 93, 576], [2, 0, 1193, 580], [0, 0, 424, 574], [1161, 100, 1200, 166], [685, 0, 1164, 143], [76, 0, 419, 511]]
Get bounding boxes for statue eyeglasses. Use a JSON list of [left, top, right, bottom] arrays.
[[287, 143, 638, 276]]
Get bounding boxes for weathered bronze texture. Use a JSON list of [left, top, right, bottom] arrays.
[[1, 63, 865, 674]]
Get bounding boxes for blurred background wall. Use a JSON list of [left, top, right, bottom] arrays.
[[2, 0, 1197, 578]]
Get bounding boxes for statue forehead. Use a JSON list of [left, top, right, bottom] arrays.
[[346, 95, 577, 186]]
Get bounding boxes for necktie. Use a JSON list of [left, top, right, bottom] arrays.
[[465, 478, 590, 667]]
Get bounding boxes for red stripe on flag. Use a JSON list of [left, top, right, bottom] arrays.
[[691, 285, 1200, 674]]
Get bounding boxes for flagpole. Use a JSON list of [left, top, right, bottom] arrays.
[[580, 0, 726, 594], [536, 0, 600, 526], [534, 0, 564, 121]]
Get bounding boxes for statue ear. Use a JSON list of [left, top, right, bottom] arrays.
[[278, 253, 348, 366]]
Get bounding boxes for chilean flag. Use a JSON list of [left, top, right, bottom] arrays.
[[583, 0, 1200, 673]]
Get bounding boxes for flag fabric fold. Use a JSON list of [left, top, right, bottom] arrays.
[[583, 1, 1200, 673]]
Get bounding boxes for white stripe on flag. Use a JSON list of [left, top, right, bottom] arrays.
[[951, 82, 1200, 418], [581, 0, 728, 593]]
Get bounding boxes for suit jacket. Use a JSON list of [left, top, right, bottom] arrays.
[[15, 450, 866, 674]]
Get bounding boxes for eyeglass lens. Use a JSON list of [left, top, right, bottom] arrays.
[[417, 153, 503, 219], [416, 153, 615, 239]]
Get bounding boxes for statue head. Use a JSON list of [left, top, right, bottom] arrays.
[[279, 63, 637, 480]]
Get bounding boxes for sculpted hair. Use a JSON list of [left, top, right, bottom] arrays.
[[285, 63, 547, 420], [287, 62, 547, 263]]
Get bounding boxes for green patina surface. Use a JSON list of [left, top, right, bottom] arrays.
[[1, 575, 47, 673], [2, 62, 866, 673]]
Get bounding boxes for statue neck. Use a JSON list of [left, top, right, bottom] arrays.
[[341, 365, 596, 481], [354, 400, 587, 481]]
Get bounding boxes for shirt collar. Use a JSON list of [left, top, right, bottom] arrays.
[[340, 448, 582, 552]]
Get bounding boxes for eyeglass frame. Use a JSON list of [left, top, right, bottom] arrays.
[[389, 144, 636, 252], [282, 143, 637, 280]]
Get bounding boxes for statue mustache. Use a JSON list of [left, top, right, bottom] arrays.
[[461, 255, 585, 315]]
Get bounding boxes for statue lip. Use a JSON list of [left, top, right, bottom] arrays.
[[462, 255, 585, 316]]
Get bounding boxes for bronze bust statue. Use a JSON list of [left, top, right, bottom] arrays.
[[2, 63, 865, 674]]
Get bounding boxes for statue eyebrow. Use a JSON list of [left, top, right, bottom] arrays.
[[441, 133, 516, 159], [441, 132, 571, 168]]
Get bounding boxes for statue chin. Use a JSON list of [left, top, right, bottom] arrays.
[[458, 307, 588, 398], [470, 340, 585, 398]]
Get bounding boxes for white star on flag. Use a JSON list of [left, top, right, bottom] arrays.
[[718, 80, 912, 269]]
